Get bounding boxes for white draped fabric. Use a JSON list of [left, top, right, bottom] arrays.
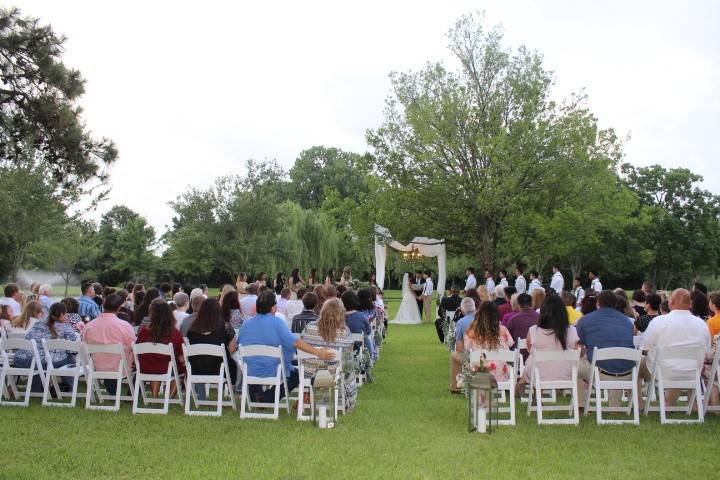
[[374, 225, 447, 300]]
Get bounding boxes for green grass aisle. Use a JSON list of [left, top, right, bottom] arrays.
[[1, 324, 719, 479]]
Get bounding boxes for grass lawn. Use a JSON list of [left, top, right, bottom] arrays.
[[2, 292, 718, 479]]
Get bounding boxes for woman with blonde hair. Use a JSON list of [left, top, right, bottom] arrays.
[[339, 266, 353, 287], [301, 298, 357, 410], [476, 285, 491, 303], [531, 287, 546, 312], [7, 300, 43, 335], [235, 273, 248, 294]]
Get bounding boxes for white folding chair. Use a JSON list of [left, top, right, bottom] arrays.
[[182, 343, 236, 417], [470, 349, 517, 426], [0, 338, 44, 407], [41, 339, 87, 408], [85, 343, 135, 412], [7, 332, 27, 340], [643, 346, 704, 424], [703, 347, 720, 417], [132, 342, 184, 414], [583, 347, 641, 425], [518, 338, 556, 404], [350, 333, 367, 386], [238, 344, 289, 420], [527, 349, 580, 425], [296, 348, 343, 421]]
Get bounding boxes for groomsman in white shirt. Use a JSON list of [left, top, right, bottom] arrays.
[[589, 271, 603, 292], [465, 268, 477, 293], [420, 271, 434, 324], [550, 265, 564, 293], [498, 270, 509, 289], [484, 270, 496, 297], [514, 266, 527, 294], [573, 277, 585, 308], [527, 271, 541, 295]]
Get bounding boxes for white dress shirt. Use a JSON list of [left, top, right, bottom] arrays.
[[550, 272, 564, 293], [591, 278, 602, 292], [499, 277, 508, 289], [527, 278, 541, 295], [574, 286, 585, 306], [465, 274, 477, 291], [515, 276, 527, 294], [485, 277, 496, 294], [641, 310, 711, 379], [0, 297, 21, 318], [240, 294, 258, 316], [422, 278, 434, 297]]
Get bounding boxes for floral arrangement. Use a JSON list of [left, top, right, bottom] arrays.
[[455, 352, 500, 396]]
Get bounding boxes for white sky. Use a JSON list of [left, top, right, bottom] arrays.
[[11, 0, 720, 234]]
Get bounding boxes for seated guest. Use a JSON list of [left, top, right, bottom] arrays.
[[635, 293, 661, 333], [614, 292, 637, 321], [300, 298, 356, 411], [640, 289, 711, 405], [133, 288, 160, 326], [631, 290, 647, 317], [158, 283, 172, 301], [187, 298, 238, 391], [92, 282, 104, 308], [239, 283, 259, 317], [14, 303, 80, 391], [38, 284, 54, 312], [476, 285, 491, 303], [220, 290, 243, 329], [285, 287, 306, 322], [277, 288, 292, 316], [501, 293, 520, 327], [239, 290, 334, 403], [561, 292, 582, 325], [518, 295, 580, 389], [6, 300, 43, 336], [493, 285, 507, 307], [292, 292, 319, 334], [659, 300, 670, 314], [449, 298, 477, 393], [580, 292, 598, 315], [497, 286, 516, 318], [506, 293, 539, 361], [341, 290, 372, 355], [0, 283, 22, 320], [313, 284, 328, 314], [358, 288, 377, 324], [136, 301, 186, 397], [531, 287, 546, 312], [576, 291, 635, 404], [463, 301, 514, 382], [82, 294, 136, 395], [172, 292, 190, 328], [180, 294, 204, 336], [78, 282, 101, 321], [707, 292, 720, 337], [61, 297, 85, 333], [116, 289, 134, 323], [691, 290, 711, 320], [436, 285, 462, 342]]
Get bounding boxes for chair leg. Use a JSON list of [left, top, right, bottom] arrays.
[[595, 376, 603, 424], [658, 374, 667, 424]]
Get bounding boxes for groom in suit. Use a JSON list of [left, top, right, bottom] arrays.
[[414, 271, 425, 317]]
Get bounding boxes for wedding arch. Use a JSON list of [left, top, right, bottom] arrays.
[[374, 224, 446, 300]]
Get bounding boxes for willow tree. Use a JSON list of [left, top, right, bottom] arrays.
[[367, 13, 624, 269]]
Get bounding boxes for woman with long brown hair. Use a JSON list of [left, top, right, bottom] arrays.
[[187, 298, 237, 387], [8, 300, 43, 335], [301, 298, 357, 411], [463, 301, 514, 382], [136, 301, 186, 397]]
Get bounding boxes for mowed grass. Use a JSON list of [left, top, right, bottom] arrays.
[[1, 298, 719, 479]]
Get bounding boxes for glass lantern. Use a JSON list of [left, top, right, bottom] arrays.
[[314, 369, 336, 429], [467, 371, 498, 433]]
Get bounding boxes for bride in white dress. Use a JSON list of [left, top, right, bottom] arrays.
[[390, 272, 422, 324]]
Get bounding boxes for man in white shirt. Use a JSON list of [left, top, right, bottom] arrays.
[[464, 268, 477, 293], [639, 288, 711, 405], [420, 271, 434, 324], [172, 292, 190, 329], [572, 277, 585, 308], [0, 283, 22, 319], [514, 267, 527, 294], [550, 265, 564, 293], [484, 270, 496, 297], [527, 271, 542, 295], [498, 270, 509, 289], [589, 271, 602, 292], [240, 283, 259, 316]]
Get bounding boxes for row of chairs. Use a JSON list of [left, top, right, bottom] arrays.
[[468, 343, 719, 426]]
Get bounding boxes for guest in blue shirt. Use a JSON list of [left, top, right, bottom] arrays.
[[577, 290, 636, 381], [341, 290, 373, 354], [454, 298, 478, 351], [239, 290, 334, 403], [77, 282, 101, 320]]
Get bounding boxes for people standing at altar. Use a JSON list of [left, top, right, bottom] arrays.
[[419, 270, 434, 324], [527, 271, 542, 295], [307, 268, 319, 287], [464, 267, 477, 293], [256, 272, 268, 288], [274, 272, 285, 295], [484, 270, 496, 297], [324, 268, 336, 287], [498, 270, 509, 289], [414, 271, 425, 316], [339, 266, 353, 287], [589, 270, 603, 292], [514, 266, 527, 294], [550, 265, 564, 293], [288, 268, 304, 297]]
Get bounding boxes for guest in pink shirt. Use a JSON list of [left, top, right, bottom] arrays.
[[82, 293, 136, 395]]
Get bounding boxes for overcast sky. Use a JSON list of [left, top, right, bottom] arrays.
[[11, 0, 720, 233]]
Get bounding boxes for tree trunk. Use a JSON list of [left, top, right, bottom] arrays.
[[64, 274, 70, 297]]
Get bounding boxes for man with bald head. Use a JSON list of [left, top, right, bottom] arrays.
[[639, 288, 711, 405]]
